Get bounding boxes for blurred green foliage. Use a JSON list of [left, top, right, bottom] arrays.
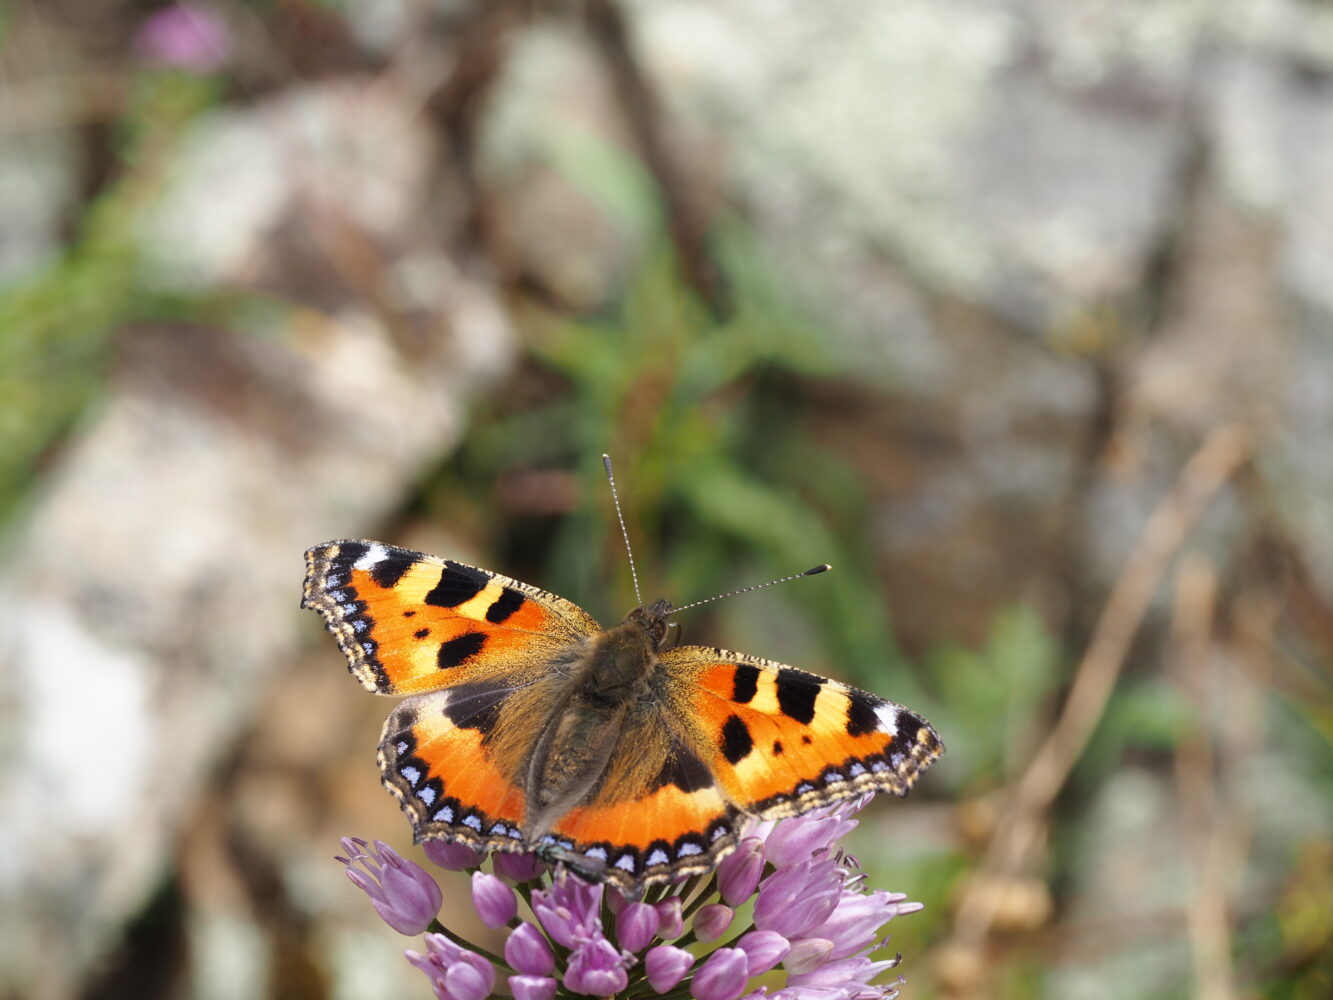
[[442, 236, 924, 696], [0, 72, 224, 528]]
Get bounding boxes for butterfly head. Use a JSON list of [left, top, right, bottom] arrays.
[[624, 599, 673, 648]]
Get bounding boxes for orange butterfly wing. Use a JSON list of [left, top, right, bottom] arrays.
[[540, 712, 743, 887], [302, 540, 599, 695], [660, 646, 944, 818], [303, 540, 600, 853]]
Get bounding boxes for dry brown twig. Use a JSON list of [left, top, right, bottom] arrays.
[[941, 423, 1255, 981], [1169, 555, 1235, 1000]]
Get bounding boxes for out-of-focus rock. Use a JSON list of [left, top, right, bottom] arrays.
[[475, 0, 1333, 633], [0, 74, 515, 1000], [627, 0, 1193, 333]]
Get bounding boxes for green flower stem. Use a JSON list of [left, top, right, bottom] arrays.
[[679, 875, 719, 921]]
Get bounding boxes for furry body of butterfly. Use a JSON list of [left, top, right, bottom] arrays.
[[303, 540, 943, 892], [525, 603, 670, 840]]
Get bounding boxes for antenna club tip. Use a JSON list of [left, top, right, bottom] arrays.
[[602, 454, 613, 466], [805, 564, 832, 575]]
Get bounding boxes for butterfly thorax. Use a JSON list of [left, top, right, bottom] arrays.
[[522, 600, 673, 839]]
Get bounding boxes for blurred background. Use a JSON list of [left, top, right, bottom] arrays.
[[2, 1, 1331, 998]]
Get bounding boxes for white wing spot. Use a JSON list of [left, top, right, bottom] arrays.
[[585, 846, 608, 861], [490, 823, 508, 836], [462, 814, 483, 831], [678, 842, 703, 857], [417, 786, 436, 806], [615, 854, 636, 872], [849, 762, 867, 777], [353, 543, 390, 570], [871, 760, 888, 773], [874, 704, 899, 735], [647, 848, 669, 866], [433, 805, 455, 823], [400, 766, 421, 785], [396, 741, 409, 755], [825, 771, 845, 784]]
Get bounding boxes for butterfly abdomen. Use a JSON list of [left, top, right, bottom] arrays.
[[523, 617, 661, 838]]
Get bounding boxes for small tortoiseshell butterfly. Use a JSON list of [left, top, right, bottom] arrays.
[[303, 473, 942, 891]]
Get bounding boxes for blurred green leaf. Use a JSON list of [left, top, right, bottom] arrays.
[[927, 603, 1062, 787], [1078, 677, 1191, 782], [0, 71, 228, 528]]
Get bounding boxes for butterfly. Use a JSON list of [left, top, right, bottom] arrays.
[[302, 537, 943, 892]]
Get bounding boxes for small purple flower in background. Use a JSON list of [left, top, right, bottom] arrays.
[[342, 794, 922, 1000], [135, 3, 232, 74]]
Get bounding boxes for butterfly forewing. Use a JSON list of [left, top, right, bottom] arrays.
[[302, 540, 600, 694], [659, 646, 944, 819]]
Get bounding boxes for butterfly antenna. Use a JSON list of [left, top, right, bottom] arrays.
[[672, 564, 832, 615], [602, 454, 644, 607]]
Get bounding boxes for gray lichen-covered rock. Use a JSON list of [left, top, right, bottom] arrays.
[[0, 78, 515, 1000]]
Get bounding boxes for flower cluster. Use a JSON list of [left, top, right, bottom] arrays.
[[337, 795, 921, 1000]]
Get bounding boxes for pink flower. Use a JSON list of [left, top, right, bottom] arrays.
[[694, 903, 735, 942], [617, 901, 661, 952], [646, 944, 694, 992], [493, 851, 547, 883], [655, 895, 684, 938], [470, 871, 517, 928], [405, 933, 495, 1000], [691, 948, 750, 1000], [753, 858, 841, 938], [337, 838, 441, 935], [134, 3, 231, 73], [531, 875, 604, 948], [341, 796, 923, 1000], [423, 839, 484, 871], [735, 930, 791, 976], [718, 836, 766, 904], [564, 937, 629, 996], [505, 922, 556, 975], [509, 974, 557, 1000]]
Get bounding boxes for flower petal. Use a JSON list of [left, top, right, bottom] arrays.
[[471, 871, 518, 928], [423, 840, 485, 871], [691, 947, 750, 1000], [509, 974, 558, 1000], [504, 922, 556, 976], [617, 901, 661, 953], [734, 930, 790, 976], [645, 944, 694, 993]]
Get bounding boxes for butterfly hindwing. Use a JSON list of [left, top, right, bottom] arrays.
[[379, 682, 533, 852], [302, 540, 600, 694], [660, 646, 944, 819], [382, 678, 742, 887], [542, 710, 742, 888]]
